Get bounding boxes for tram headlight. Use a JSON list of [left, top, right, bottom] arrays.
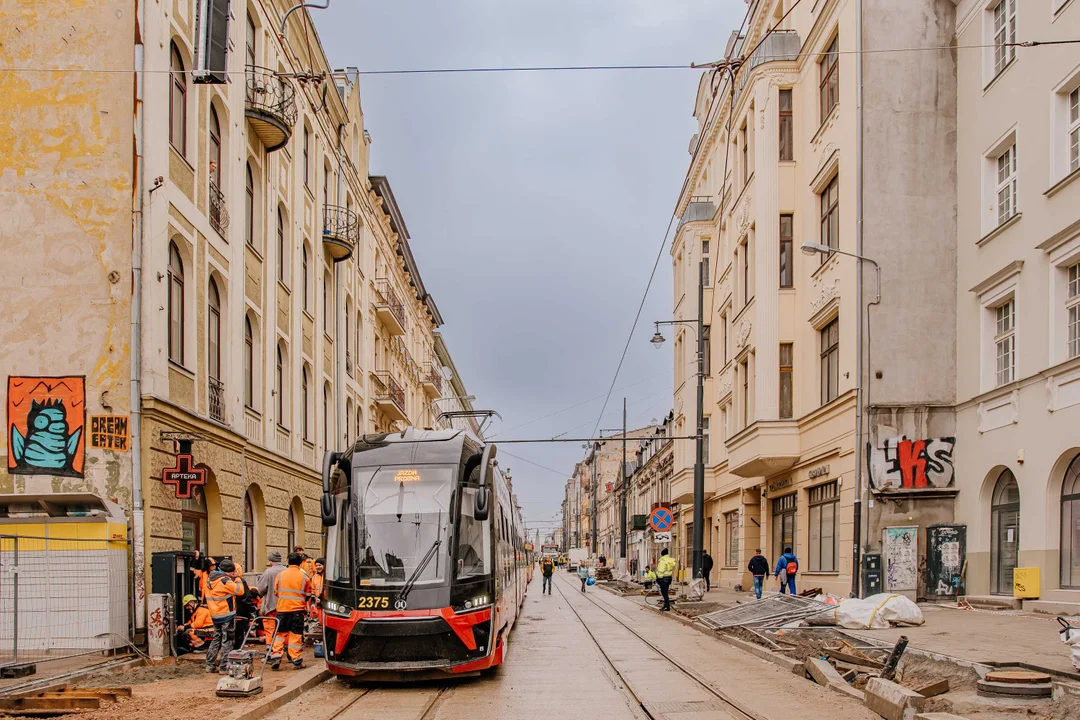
[[323, 600, 353, 617], [461, 595, 490, 611]]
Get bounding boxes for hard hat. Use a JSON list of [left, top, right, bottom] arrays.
[[182, 594, 198, 605]]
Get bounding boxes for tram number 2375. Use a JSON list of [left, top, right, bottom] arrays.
[[356, 596, 391, 609]]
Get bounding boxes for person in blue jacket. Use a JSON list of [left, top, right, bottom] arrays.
[[774, 547, 799, 595]]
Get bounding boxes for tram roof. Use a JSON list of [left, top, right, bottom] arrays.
[[345, 427, 484, 466]]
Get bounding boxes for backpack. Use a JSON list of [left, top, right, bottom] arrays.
[[785, 557, 798, 576]]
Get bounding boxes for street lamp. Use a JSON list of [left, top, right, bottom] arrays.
[[800, 241, 880, 598], [650, 329, 666, 347]]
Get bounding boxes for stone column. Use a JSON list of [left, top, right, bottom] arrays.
[[754, 78, 780, 421]]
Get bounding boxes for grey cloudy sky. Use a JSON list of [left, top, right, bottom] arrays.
[[317, 1, 742, 538]]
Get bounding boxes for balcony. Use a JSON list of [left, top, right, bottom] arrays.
[[245, 65, 296, 152], [374, 279, 407, 336], [373, 371, 408, 423], [734, 30, 801, 106], [208, 377, 226, 423], [678, 196, 716, 231], [322, 205, 358, 262], [208, 182, 229, 235], [421, 363, 442, 398], [725, 420, 800, 478]]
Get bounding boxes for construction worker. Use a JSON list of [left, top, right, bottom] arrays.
[[655, 548, 677, 611], [175, 594, 212, 655], [295, 546, 315, 576], [257, 551, 286, 647], [308, 558, 325, 619], [204, 559, 244, 673], [641, 565, 656, 591], [271, 552, 312, 670], [191, 551, 215, 600]]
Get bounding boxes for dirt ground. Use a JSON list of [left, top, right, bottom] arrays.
[[672, 600, 725, 618]]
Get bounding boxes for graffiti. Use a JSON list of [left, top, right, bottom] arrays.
[[88, 415, 129, 451], [870, 436, 955, 490], [148, 606, 166, 641], [7, 376, 86, 478]]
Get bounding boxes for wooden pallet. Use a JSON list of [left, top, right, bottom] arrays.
[[0, 686, 131, 715]]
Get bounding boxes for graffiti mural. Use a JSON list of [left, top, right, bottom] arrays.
[[870, 436, 955, 490], [7, 376, 86, 478]]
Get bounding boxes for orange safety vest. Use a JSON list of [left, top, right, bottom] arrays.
[[310, 572, 324, 600], [189, 606, 213, 631], [274, 565, 311, 613], [300, 557, 315, 576], [205, 573, 244, 623]]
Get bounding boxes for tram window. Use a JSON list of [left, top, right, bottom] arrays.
[[457, 486, 491, 579], [326, 493, 352, 583]]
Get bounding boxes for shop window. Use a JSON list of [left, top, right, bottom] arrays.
[[808, 481, 839, 572], [725, 510, 739, 567], [181, 489, 207, 554], [772, 493, 796, 566]]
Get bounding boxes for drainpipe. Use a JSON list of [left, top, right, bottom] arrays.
[[852, 0, 866, 599], [335, 122, 346, 448], [130, 0, 147, 631]]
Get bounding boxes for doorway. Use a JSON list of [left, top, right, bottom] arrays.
[[990, 469, 1020, 595], [772, 493, 796, 565]]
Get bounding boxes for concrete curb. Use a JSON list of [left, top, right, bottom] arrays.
[[227, 663, 331, 720]]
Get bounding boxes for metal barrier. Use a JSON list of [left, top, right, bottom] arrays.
[[0, 535, 130, 669]]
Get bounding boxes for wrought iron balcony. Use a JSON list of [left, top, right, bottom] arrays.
[[322, 205, 358, 262], [245, 65, 296, 152], [208, 181, 229, 235], [208, 377, 226, 423], [421, 363, 442, 398], [374, 279, 407, 336], [373, 371, 408, 423]]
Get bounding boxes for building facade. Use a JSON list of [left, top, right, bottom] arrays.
[[670, 0, 958, 597], [627, 414, 675, 576]]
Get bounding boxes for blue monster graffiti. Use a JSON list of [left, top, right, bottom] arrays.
[[7, 376, 86, 478]]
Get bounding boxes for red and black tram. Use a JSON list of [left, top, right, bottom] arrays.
[[319, 428, 529, 680]]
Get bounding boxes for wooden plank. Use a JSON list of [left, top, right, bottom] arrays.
[[826, 648, 885, 669], [833, 660, 883, 676], [0, 696, 101, 710], [73, 686, 133, 697], [915, 679, 951, 698]]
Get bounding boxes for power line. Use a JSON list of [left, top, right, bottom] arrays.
[[498, 449, 571, 478]]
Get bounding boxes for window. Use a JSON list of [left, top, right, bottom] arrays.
[[323, 272, 331, 336], [1069, 264, 1080, 360], [168, 242, 184, 365], [702, 325, 711, 375], [702, 417, 710, 464], [181, 490, 208, 554], [245, 12, 256, 67], [208, 278, 221, 382], [995, 299, 1015, 386], [820, 318, 839, 404], [209, 107, 222, 188], [820, 175, 839, 260], [742, 238, 752, 304], [741, 126, 748, 185], [779, 89, 793, 161], [275, 344, 286, 427], [1070, 88, 1080, 175], [996, 143, 1017, 226], [303, 127, 311, 189], [808, 481, 839, 572], [702, 240, 711, 288], [323, 165, 331, 207], [302, 366, 311, 441], [992, 0, 1016, 77], [819, 36, 839, 122], [780, 214, 793, 288], [741, 359, 750, 428], [277, 209, 286, 283], [244, 317, 254, 408], [245, 163, 255, 248], [302, 244, 310, 311], [780, 343, 793, 419], [1061, 454, 1080, 588], [287, 505, 298, 554], [725, 511, 739, 567], [243, 490, 255, 572], [323, 383, 331, 448], [990, 469, 1020, 594], [169, 43, 186, 155], [772, 493, 796, 566]]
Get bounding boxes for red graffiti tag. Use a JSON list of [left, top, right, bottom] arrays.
[[897, 439, 928, 489]]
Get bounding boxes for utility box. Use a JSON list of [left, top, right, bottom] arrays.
[[863, 553, 882, 596], [1013, 567, 1040, 599]]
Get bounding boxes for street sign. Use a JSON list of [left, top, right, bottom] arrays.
[[653, 532, 672, 543], [649, 507, 673, 532], [162, 454, 207, 499]]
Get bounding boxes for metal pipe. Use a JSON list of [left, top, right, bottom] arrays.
[[620, 398, 627, 560], [130, 0, 147, 632], [852, 0, 866, 599], [693, 261, 705, 580], [280, 0, 330, 37]]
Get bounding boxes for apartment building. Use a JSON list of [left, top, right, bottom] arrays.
[[588, 425, 656, 562], [953, 0, 1080, 609], [670, 0, 957, 597], [627, 413, 675, 575]]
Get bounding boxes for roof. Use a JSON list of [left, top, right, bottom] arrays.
[[0, 493, 126, 520]]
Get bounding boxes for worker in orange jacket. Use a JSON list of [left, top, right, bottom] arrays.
[[295, 546, 315, 576], [271, 552, 312, 669], [176, 594, 213, 654], [204, 559, 245, 673], [308, 558, 325, 620]]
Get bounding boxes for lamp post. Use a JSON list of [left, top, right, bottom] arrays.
[[651, 260, 705, 581], [800, 241, 880, 598]]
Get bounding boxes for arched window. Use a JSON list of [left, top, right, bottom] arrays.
[[181, 488, 208, 554], [169, 43, 186, 154], [168, 242, 184, 364], [209, 106, 222, 188], [275, 344, 284, 425], [243, 490, 255, 572], [287, 504, 298, 552], [244, 316, 254, 408], [208, 278, 221, 382], [245, 163, 255, 248], [1062, 455, 1080, 588], [302, 244, 310, 311], [345, 398, 353, 443], [356, 406, 363, 437], [277, 208, 286, 282], [323, 271, 331, 336], [991, 469, 1020, 595], [323, 383, 331, 449], [302, 366, 311, 441]]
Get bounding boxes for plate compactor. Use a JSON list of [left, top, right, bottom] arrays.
[[216, 618, 279, 697]]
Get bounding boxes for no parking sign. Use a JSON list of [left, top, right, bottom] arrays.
[[649, 507, 673, 533]]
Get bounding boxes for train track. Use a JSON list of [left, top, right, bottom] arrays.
[[323, 684, 453, 720], [554, 576, 761, 720]]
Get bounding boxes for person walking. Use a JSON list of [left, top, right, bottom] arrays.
[[577, 562, 589, 592], [271, 552, 312, 670], [747, 549, 770, 600], [702, 551, 714, 592], [774, 547, 799, 595], [257, 551, 286, 648], [204, 559, 244, 673], [540, 556, 555, 595], [655, 548, 677, 611]]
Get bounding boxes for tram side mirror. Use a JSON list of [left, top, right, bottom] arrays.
[[321, 451, 343, 526], [321, 493, 337, 527], [474, 487, 490, 522]]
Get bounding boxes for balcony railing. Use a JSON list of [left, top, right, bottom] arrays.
[[208, 181, 229, 235], [245, 65, 296, 152], [322, 205, 359, 262], [208, 377, 226, 423], [421, 363, 442, 397], [374, 279, 407, 336], [373, 371, 408, 422]]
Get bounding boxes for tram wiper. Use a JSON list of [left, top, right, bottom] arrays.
[[397, 539, 441, 605]]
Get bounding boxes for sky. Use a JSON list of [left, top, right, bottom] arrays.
[[316, 1, 744, 540]]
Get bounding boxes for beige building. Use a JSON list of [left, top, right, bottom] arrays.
[[627, 413, 675, 575], [592, 425, 659, 562], [670, 0, 958, 597], [0, 0, 474, 631], [953, 0, 1080, 610]]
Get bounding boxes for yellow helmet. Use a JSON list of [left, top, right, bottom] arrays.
[[182, 594, 198, 606]]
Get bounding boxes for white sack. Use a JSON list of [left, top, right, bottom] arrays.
[[833, 593, 924, 630], [1060, 622, 1080, 670]]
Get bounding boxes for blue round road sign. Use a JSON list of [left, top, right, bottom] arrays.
[[649, 507, 673, 532]]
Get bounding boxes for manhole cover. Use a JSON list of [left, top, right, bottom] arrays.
[[976, 679, 1053, 698], [985, 670, 1052, 684]]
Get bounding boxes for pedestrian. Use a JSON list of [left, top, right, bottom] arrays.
[[774, 546, 799, 595], [702, 551, 714, 592], [175, 594, 212, 655], [295, 546, 315, 576], [598, 553, 607, 568], [271, 552, 312, 670], [641, 565, 656, 590], [747, 549, 770, 600], [655, 548, 677, 611], [204, 559, 244, 673], [257, 551, 286, 648], [233, 577, 259, 649], [577, 562, 589, 593], [541, 555, 555, 595]]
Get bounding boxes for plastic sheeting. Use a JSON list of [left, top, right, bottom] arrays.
[[1060, 621, 1080, 671], [831, 593, 925, 629]]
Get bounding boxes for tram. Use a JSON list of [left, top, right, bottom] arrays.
[[319, 428, 529, 680]]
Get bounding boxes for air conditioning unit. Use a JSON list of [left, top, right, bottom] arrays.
[[193, 0, 230, 84]]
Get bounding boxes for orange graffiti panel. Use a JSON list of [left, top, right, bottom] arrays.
[[7, 376, 86, 478]]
